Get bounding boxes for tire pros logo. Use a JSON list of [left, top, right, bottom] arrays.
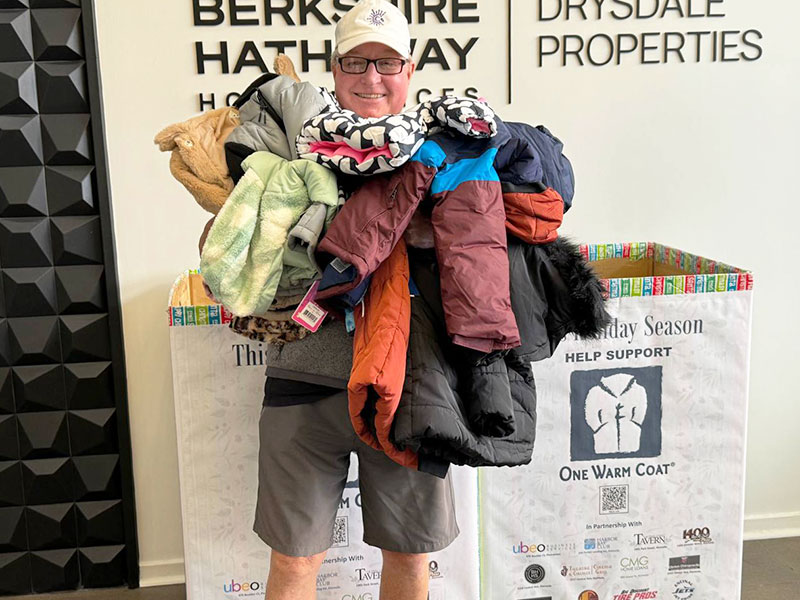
[[524, 564, 546, 584]]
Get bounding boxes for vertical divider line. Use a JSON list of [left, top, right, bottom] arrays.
[[507, 0, 512, 104]]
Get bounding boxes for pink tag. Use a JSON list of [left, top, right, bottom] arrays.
[[292, 281, 328, 332]]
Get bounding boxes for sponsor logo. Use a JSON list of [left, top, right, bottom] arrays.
[[582, 536, 618, 552], [512, 541, 577, 555], [668, 555, 700, 572], [569, 367, 663, 462], [561, 563, 612, 580], [620, 556, 650, 573], [524, 564, 546, 584], [633, 533, 668, 548], [222, 579, 264, 593], [613, 589, 658, 600], [428, 560, 443, 580], [351, 568, 380, 584], [673, 580, 695, 599], [681, 527, 713, 545], [342, 594, 374, 600], [578, 591, 599, 600], [316, 571, 339, 590]]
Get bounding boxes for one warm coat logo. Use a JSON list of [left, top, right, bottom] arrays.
[[570, 367, 663, 461]]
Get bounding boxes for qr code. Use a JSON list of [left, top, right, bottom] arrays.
[[331, 516, 349, 548], [599, 484, 629, 515]]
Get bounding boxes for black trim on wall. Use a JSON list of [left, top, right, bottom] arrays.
[[81, 0, 140, 588]]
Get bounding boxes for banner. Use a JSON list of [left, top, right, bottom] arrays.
[[168, 272, 479, 600], [479, 242, 753, 600]]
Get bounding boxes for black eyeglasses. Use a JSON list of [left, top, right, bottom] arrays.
[[337, 56, 408, 75]]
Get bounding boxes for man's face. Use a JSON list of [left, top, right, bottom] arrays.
[[333, 42, 416, 118]]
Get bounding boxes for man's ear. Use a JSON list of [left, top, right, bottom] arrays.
[[407, 61, 416, 79]]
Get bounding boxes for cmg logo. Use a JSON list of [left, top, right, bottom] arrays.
[[342, 594, 374, 600], [620, 556, 650, 569]]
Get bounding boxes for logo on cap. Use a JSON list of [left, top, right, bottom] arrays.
[[367, 9, 387, 26]]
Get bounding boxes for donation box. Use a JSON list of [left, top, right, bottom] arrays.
[[169, 240, 753, 599]]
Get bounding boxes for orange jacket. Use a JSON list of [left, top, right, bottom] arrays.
[[504, 185, 564, 244], [348, 239, 418, 470]]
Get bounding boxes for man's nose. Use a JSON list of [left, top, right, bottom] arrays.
[[360, 63, 382, 83]]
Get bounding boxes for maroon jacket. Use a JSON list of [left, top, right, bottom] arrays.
[[317, 137, 520, 353]]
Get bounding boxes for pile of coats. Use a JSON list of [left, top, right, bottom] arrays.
[[156, 68, 610, 478]]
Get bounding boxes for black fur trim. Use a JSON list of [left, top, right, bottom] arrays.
[[542, 237, 611, 339]]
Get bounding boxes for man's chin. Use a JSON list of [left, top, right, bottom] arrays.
[[354, 105, 388, 119]]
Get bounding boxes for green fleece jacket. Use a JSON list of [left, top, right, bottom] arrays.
[[200, 151, 338, 317]]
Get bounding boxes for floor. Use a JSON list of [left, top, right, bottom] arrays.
[[3, 537, 797, 599]]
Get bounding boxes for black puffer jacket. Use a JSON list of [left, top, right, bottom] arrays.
[[391, 238, 609, 476]]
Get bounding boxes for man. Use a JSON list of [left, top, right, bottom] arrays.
[[257, 2, 459, 599]]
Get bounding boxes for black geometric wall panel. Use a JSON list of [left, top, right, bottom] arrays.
[[59, 314, 109, 362], [73, 455, 120, 501], [20, 457, 73, 504], [0, 552, 30, 596], [40, 114, 91, 165], [34, 62, 86, 114], [0, 115, 41, 166], [6, 317, 61, 365], [17, 411, 70, 458], [2, 268, 57, 316], [25, 504, 75, 550], [76, 500, 123, 546], [0, 11, 32, 61], [0, 321, 10, 367], [0, 415, 18, 459], [30, 1, 80, 7], [0, 218, 52, 267], [11, 365, 64, 411], [30, 548, 78, 592], [64, 362, 113, 410], [30, 9, 81, 61], [45, 166, 94, 215], [0, 369, 13, 413], [0, 1, 138, 594], [78, 545, 124, 588], [0, 462, 24, 507], [0, 507, 26, 552], [68, 409, 116, 455], [51, 216, 101, 264], [0, 62, 36, 114], [55, 266, 105, 314], [0, 167, 46, 217]]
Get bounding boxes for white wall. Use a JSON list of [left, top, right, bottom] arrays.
[[93, 0, 800, 585]]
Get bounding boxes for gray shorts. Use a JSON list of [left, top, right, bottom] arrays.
[[253, 389, 460, 557]]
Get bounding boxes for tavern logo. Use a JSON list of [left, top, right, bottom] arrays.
[[570, 367, 663, 461]]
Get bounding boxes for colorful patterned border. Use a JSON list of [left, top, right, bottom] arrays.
[[580, 242, 754, 298], [167, 270, 233, 327]]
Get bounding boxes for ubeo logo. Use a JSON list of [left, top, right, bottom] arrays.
[[222, 579, 264, 593]]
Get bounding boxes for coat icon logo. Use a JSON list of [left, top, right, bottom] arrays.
[[570, 367, 663, 461]]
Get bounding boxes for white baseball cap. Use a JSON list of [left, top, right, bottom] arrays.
[[335, 0, 411, 58]]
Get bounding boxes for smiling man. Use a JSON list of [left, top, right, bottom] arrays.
[[257, 2, 458, 600]]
